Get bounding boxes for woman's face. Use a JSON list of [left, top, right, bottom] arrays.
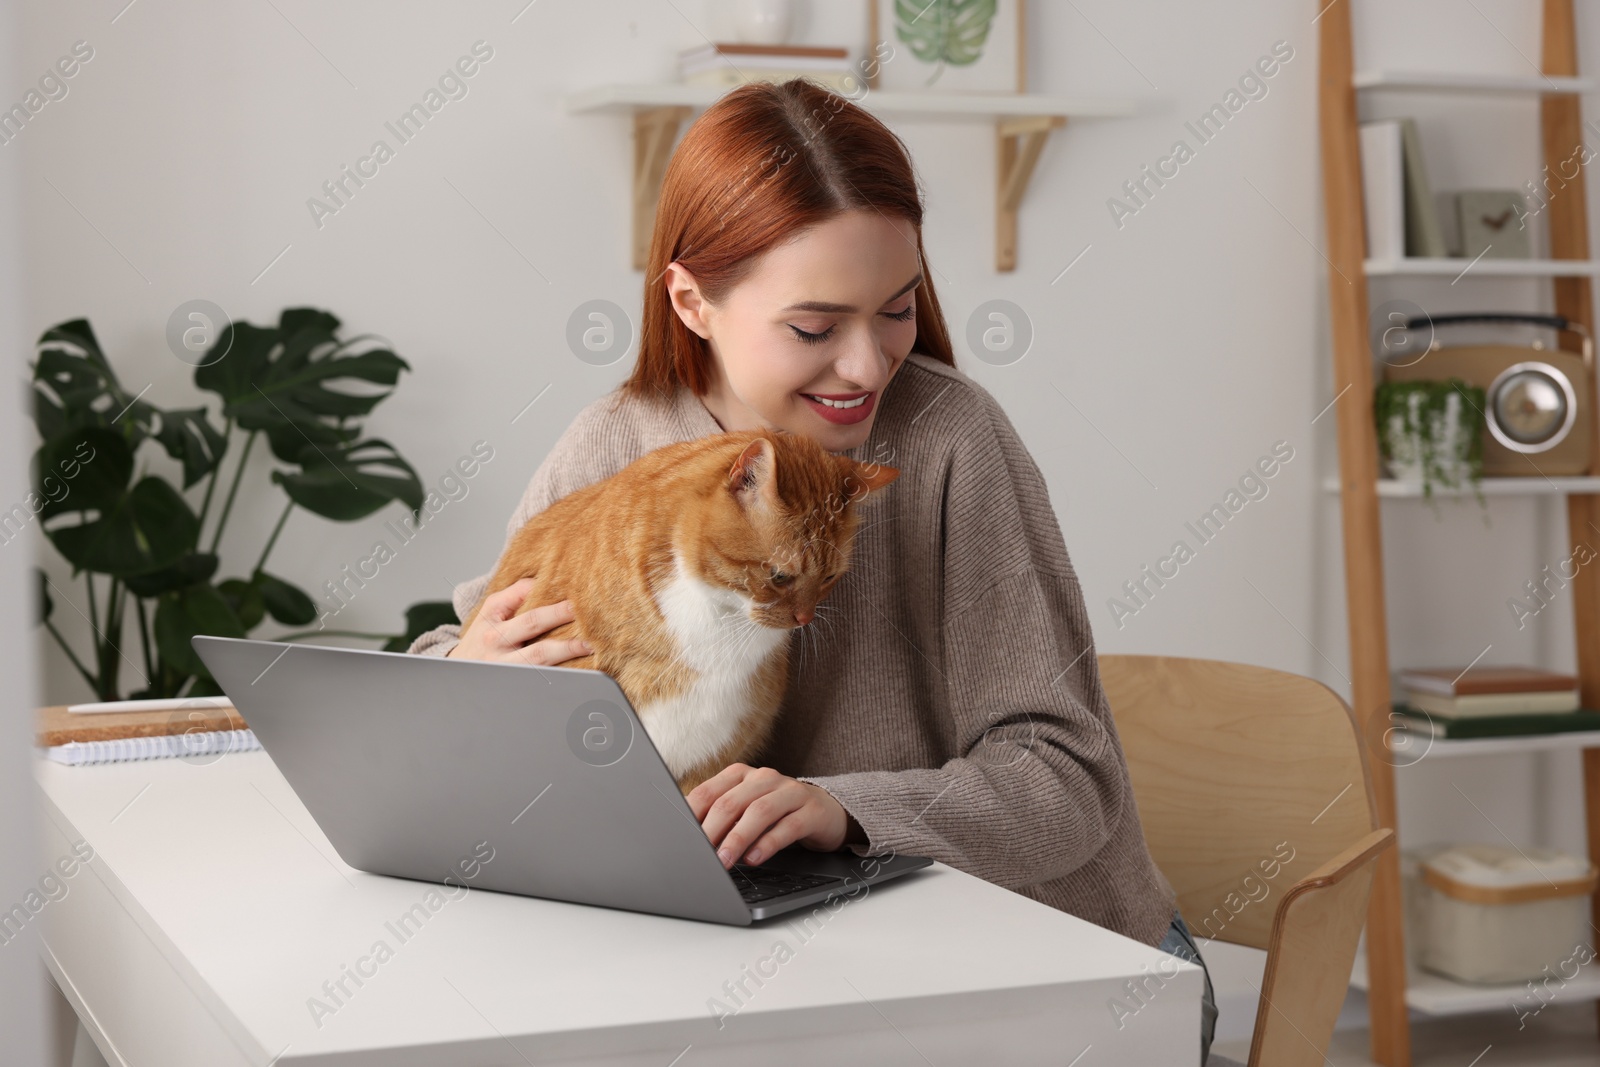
[[666, 209, 923, 453]]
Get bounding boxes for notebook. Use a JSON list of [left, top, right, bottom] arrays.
[[45, 730, 260, 765], [35, 701, 253, 765]]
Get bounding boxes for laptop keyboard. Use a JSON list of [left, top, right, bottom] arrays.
[[730, 865, 845, 905]]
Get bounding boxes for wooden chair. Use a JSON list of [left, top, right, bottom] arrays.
[[1099, 655, 1395, 1067]]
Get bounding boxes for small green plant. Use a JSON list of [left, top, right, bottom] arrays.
[[1374, 378, 1488, 513], [28, 309, 455, 702], [894, 0, 998, 86]]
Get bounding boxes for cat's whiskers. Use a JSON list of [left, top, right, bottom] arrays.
[[703, 606, 758, 662], [836, 569, 881, 595], [706, 602, 781, 673], [848, 514, 902, 538], [792, 619, 807, 674], [809, 609, 838, 655], [723, 614, 762, 661], [792, 622, 806, 674], [730, 618, 778, 679]]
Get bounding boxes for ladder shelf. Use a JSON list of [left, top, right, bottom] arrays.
[[1318, 2, 1600, 1063]]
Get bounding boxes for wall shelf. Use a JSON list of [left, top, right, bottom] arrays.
[[1365, 257, 1600, 277], [563, 82, 1153, 271], [562, 83, 1144, 120], [1353, 69, 1598, 94], [1389, 727, 1600, 758], [1321, 475, 1600, 496]]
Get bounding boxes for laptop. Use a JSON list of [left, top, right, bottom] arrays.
[[191, 636, 932, 925]]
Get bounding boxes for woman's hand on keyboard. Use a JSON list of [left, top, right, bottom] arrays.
[[687, 763, 851, 868]]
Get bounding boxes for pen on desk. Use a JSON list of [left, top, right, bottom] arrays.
[[67, 696, 236, 715]]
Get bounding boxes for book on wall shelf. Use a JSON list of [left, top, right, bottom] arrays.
[[678, 43, 859, 93], [1359, 117, 1452, 260], [1390, 704, 1600, 741], [1361, 120, 1406, 261], [1398, 117, 1449, 257], [1396, 665, 1580, 719]]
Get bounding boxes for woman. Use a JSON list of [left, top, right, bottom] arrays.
[[409, 79, 1216, 1060]]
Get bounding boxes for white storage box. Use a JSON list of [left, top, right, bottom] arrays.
[[1416, 843, 1597, 985]]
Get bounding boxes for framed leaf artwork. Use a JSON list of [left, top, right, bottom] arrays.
[[868, 0, 1025, 93]]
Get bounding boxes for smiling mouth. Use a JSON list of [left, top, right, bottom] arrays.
[[802, 392, 870, 409]]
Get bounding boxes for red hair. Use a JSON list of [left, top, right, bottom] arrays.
[[621, 79, 956, 404]]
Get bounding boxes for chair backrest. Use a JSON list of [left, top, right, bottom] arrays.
[[1100, 654, 1392, 1067], [1099, 654, 1378, 949]]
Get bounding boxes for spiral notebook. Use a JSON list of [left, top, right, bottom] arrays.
[[35, 701, 257, 765], [43, 729, 261, 765]]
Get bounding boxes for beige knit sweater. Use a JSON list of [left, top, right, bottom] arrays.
[[409, 353, 1178, 947]]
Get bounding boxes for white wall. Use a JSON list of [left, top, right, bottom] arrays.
[[17, 0, 1598, 1047], [2, 0, 49, 1059]]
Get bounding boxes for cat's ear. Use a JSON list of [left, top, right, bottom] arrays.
[[837, 455, 900, 498], [727, 436, 780, 512]]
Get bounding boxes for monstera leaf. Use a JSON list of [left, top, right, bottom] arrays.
[[154, 582, 247, 678], [35, 427, 201, 578], [33, 320, 152, 449], [32, 321, 227, 486], [32, 426, 129, 523], [217, 578, 266, 631], [48, 477, 201, 578], [195, 308, 409, 464], [121, 552, 219, 598], [272, 438, 424, 522], [254, 571, 319, 626], [382, 600, 459, 653], [151, 407, 230, 490], [894, 0, 997, 85], [32, 320, 120, 438], [36, 568, 52, 626]]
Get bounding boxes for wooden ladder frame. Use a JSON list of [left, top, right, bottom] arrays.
[[1317, 2, 1600, 1064]]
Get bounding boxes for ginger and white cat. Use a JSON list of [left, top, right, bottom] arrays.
[[461, 429, 899, 793]]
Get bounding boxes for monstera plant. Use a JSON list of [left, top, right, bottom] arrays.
[[894, 0, 998, 86], [29, 309, 455, 702]]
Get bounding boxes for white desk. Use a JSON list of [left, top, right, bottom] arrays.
[[34, 750, 1200, 1066]]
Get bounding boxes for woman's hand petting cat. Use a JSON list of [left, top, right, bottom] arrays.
[[688, 764, 860, 868], [447, 577, 594, 665]]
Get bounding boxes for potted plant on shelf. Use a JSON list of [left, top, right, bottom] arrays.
[[28, 309, 456, 702], [1373, 378, 1488, 514]]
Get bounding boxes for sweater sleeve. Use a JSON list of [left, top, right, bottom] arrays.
[[798, 395, 1130, 891]]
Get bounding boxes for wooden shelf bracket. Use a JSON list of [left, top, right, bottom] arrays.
[[571, 90, 1110, 273], [632, 105, 691, 270], [996, 115, 1064, 272]]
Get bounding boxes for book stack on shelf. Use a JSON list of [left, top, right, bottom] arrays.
[[1392, 664, 1597, 740], [1359, 118, 1532, 261], [678, 43, 860, 93]]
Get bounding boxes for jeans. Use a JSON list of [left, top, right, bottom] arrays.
[[1156, 908, 1217, 1065]]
